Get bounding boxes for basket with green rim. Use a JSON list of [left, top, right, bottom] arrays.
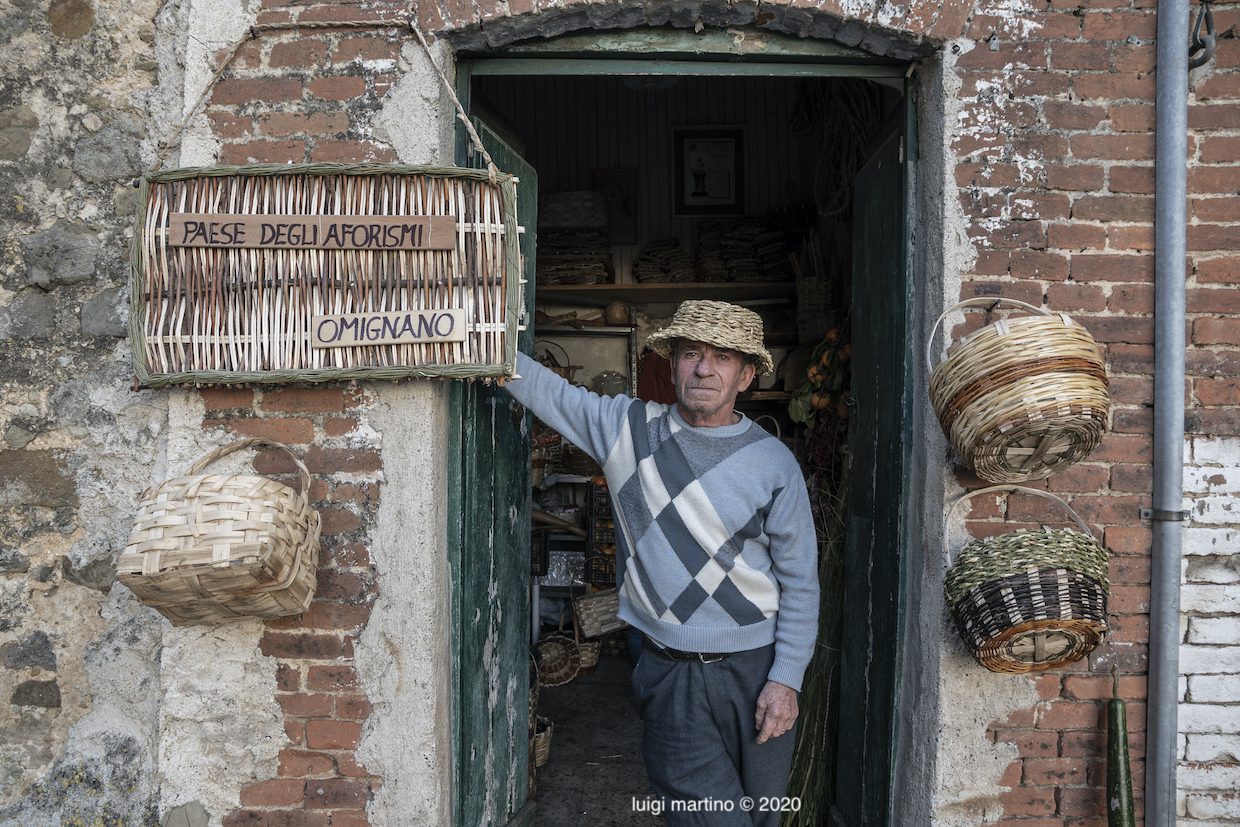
[[945, 485, 1109, 674]]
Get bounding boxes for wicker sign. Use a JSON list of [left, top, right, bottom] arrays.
[[167, 213, 457, 250], [131, 163, 521, 387]]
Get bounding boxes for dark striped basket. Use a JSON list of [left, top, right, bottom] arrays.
[[946, 485, 1109, 674]]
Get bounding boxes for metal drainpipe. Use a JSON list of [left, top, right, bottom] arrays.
[[1145, 0, 1190, 822]]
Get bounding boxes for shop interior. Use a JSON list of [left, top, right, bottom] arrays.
[[471, 70, 902, 824]]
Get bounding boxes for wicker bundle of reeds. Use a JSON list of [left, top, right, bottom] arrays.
[[928, 298, 1110, 483], [945, 486, 1109, 673], [132, 163, 520, 386], [118, 437, 320, 625]]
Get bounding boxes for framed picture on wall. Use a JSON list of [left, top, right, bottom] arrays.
[[674, 127, 744, 216]]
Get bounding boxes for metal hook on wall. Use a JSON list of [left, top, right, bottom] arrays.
[[1190, 0, 1217, 70]]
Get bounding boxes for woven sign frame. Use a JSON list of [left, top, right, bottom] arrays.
[[130, 163, 521, 387]]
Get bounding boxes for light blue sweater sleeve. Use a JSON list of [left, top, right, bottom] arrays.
[[763, 470, 821, 691], [504, 352, 635, 466]]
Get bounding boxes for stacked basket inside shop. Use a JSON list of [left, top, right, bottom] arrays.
[[536, 191, 612, 285], [930, 299, 1114, 673]]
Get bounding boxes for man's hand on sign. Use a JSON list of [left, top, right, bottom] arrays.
[[754, 680, 799, 744]]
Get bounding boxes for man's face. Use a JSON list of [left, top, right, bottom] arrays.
[[671, 340, 756, 426]]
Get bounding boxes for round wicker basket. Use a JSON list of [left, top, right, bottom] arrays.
[[536, 634, 580, 687], [928, 298, 1110, 483], [946, 486, 1109, 674]]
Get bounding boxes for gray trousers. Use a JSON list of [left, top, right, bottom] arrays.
[[631, 643, 797, 827]]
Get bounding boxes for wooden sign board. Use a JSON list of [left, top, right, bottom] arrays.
[[130, 164, 521, 387], [312, 310, 467, 348], [167, 213, 457, 250]]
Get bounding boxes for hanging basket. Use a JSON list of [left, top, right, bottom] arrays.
[[928, 298, 1110, 483], [118, 437, 321, 626], [945, 486, 1109, 674]]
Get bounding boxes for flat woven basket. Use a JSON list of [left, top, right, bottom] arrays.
[[928, 298, 1110, 483], [945, 485, 1109, 674], [573, 588, 626, 639], [118, 437, 321, 625]]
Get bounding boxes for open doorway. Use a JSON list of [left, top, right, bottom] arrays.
[[452, 37, 915, 827]]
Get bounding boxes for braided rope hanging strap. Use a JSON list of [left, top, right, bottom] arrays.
[[408, 17, 500, 183], [151, 28, 257, 173], [148, 13, 503, 182]]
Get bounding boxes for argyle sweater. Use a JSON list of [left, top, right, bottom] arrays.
[[508, 353, 819, 691]]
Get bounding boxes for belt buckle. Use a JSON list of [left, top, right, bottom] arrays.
[[697, 652, 724, 664]]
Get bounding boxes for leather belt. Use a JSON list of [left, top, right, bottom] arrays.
[[643, 634, 732, 664]]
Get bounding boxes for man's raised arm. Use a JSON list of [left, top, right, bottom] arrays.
[[505, 352, 637, 466]]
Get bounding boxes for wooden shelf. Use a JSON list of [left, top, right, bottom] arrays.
[[537, 281, 796, 307]]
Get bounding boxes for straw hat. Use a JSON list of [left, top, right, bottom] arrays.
[[645, 300, 774, 375]]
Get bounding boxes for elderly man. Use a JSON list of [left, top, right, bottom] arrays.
[[506, 300, 819, 825]]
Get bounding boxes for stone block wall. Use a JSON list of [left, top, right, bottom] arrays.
[[2, 0, 171, 821]]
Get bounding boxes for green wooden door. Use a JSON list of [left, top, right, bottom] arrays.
[[832, 111, 912, 825], [449, 116, 538, 827]]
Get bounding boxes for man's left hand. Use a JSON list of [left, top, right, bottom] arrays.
[[754, 680, 799, 744]]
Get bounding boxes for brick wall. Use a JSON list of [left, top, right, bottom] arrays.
[[195, 11, 413, 824], [199, 385, 382, 827], [207, 3, 409, 165], [194, 0, 1240, 823], [949, 0, 1240, 822], [1180, 436, 1240, 824]]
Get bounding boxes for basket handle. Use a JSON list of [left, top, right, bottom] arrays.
[[534, 339, 571, 369], [944, 484, 1093, 568], [187, 437, 311, 497], [925, 297, 1054, 373], [753, 414, 783, 440]]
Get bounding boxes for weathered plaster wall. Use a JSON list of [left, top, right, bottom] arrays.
[[149, 4, 291, 822], [358, 384, 454, 827], [1179, 437, 1240, 824], [360, 36, 458, 827]]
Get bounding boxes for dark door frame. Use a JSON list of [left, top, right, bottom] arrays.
[[448, 30, 922, 825]]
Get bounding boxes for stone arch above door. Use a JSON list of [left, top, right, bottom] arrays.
[[416, 0, 972, 58]]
